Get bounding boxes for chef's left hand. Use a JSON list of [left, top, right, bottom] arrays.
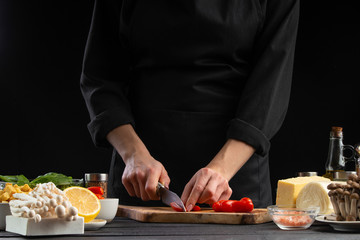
[[180, 167, 232, 211], [181, 139, 255, 211]]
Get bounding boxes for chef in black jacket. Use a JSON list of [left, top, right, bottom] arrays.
[[80, 0, 299, 210]]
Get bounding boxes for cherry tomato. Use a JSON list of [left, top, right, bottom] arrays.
[[88, 186, 104, 195], [192, 205, 201, 211], [221, 200, 237, 212], [170, 202, 184, 212], [212, 200, 226, 212], [232, 197, 254, 212], [212, 198, 254, 212]]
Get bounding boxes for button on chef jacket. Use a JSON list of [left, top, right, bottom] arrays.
[[80, 0, 299, 208]]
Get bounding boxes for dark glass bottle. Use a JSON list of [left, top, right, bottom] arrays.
[[323, 127, 354, 180], [355, 144, 360, 176]]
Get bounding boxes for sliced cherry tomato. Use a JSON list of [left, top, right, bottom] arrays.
[[221, 200, 237, 212], [170, 202, 184, 212], [88, 186, 104, 196], [212, 200, 226, 212], [232, 197, 254, 212], [212, 198, 254, 212], [191, 205, 201, 211]]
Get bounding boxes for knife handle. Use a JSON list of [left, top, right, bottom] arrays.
[[156, 182, 164, 196], [157, 182, 165, 189]]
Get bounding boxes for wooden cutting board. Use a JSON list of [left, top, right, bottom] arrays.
[[116, 205, 271, 224]]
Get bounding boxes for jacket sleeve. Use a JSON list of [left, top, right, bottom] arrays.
[[226, 0, 300, 156], [80, 0, 134, 148]]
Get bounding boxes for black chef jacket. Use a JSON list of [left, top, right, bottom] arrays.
[[80, 0, 299, 208]]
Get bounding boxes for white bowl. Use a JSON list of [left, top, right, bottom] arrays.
[[0, 203, 11, 230], [96, 198, 119, 223]]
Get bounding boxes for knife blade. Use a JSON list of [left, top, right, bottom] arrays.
[[157, 182, 186, 212]]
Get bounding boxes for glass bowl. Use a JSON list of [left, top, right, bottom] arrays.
[[267, 205, 319, 230]]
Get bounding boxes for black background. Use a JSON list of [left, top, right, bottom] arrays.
[[1, 1, 359, 202]]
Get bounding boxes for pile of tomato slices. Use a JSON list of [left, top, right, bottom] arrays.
[[212, 198, 254, 212]]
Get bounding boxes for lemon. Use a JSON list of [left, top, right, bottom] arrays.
[[63, 186, 101, 223]]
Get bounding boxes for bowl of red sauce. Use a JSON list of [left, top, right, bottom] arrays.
[[267, 205, 319, 230]]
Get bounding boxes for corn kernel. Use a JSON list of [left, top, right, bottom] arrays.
[[20, 184, 31, 192], [0, 192, 10, 201]]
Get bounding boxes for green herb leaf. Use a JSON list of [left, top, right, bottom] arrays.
[[29, 172, 72, 188], [0, 175, 30, 185], [16, 175, 30, 185]]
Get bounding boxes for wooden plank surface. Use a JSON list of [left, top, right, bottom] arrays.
[[116, 205, 271, 224], [0, 217, 350, 239]]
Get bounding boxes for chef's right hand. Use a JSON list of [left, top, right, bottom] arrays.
[[122, 152, 170, 201], [106, 124, 170, 201]]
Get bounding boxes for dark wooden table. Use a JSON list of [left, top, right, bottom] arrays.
[[1, 217, 360, 239]]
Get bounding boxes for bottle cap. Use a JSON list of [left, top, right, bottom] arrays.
[[84, 173, 108, 182], [330, 126, 343, 137], [332, 126, 343, 132], [297, 172, 318, 177]]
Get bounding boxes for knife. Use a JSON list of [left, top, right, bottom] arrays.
[[157, 182, 186, 212]]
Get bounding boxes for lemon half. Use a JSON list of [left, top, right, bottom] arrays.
[[63, 186, 101, 222]]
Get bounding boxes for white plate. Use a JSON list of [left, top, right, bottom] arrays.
[[316, 215, 360, 232], [84, 219, 106, 230]]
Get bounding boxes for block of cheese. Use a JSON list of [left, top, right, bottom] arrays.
[[296, 181, 345, 214], [276, 176, 330, 207], [6, 216, 84, 236]]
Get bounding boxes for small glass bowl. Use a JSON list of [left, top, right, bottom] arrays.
[[267, 205, 319, 230]]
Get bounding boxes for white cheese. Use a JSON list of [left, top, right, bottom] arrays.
[[276, 176, 331, 207]]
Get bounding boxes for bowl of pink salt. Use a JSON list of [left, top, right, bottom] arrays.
[[267, 205, 319, 230]]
